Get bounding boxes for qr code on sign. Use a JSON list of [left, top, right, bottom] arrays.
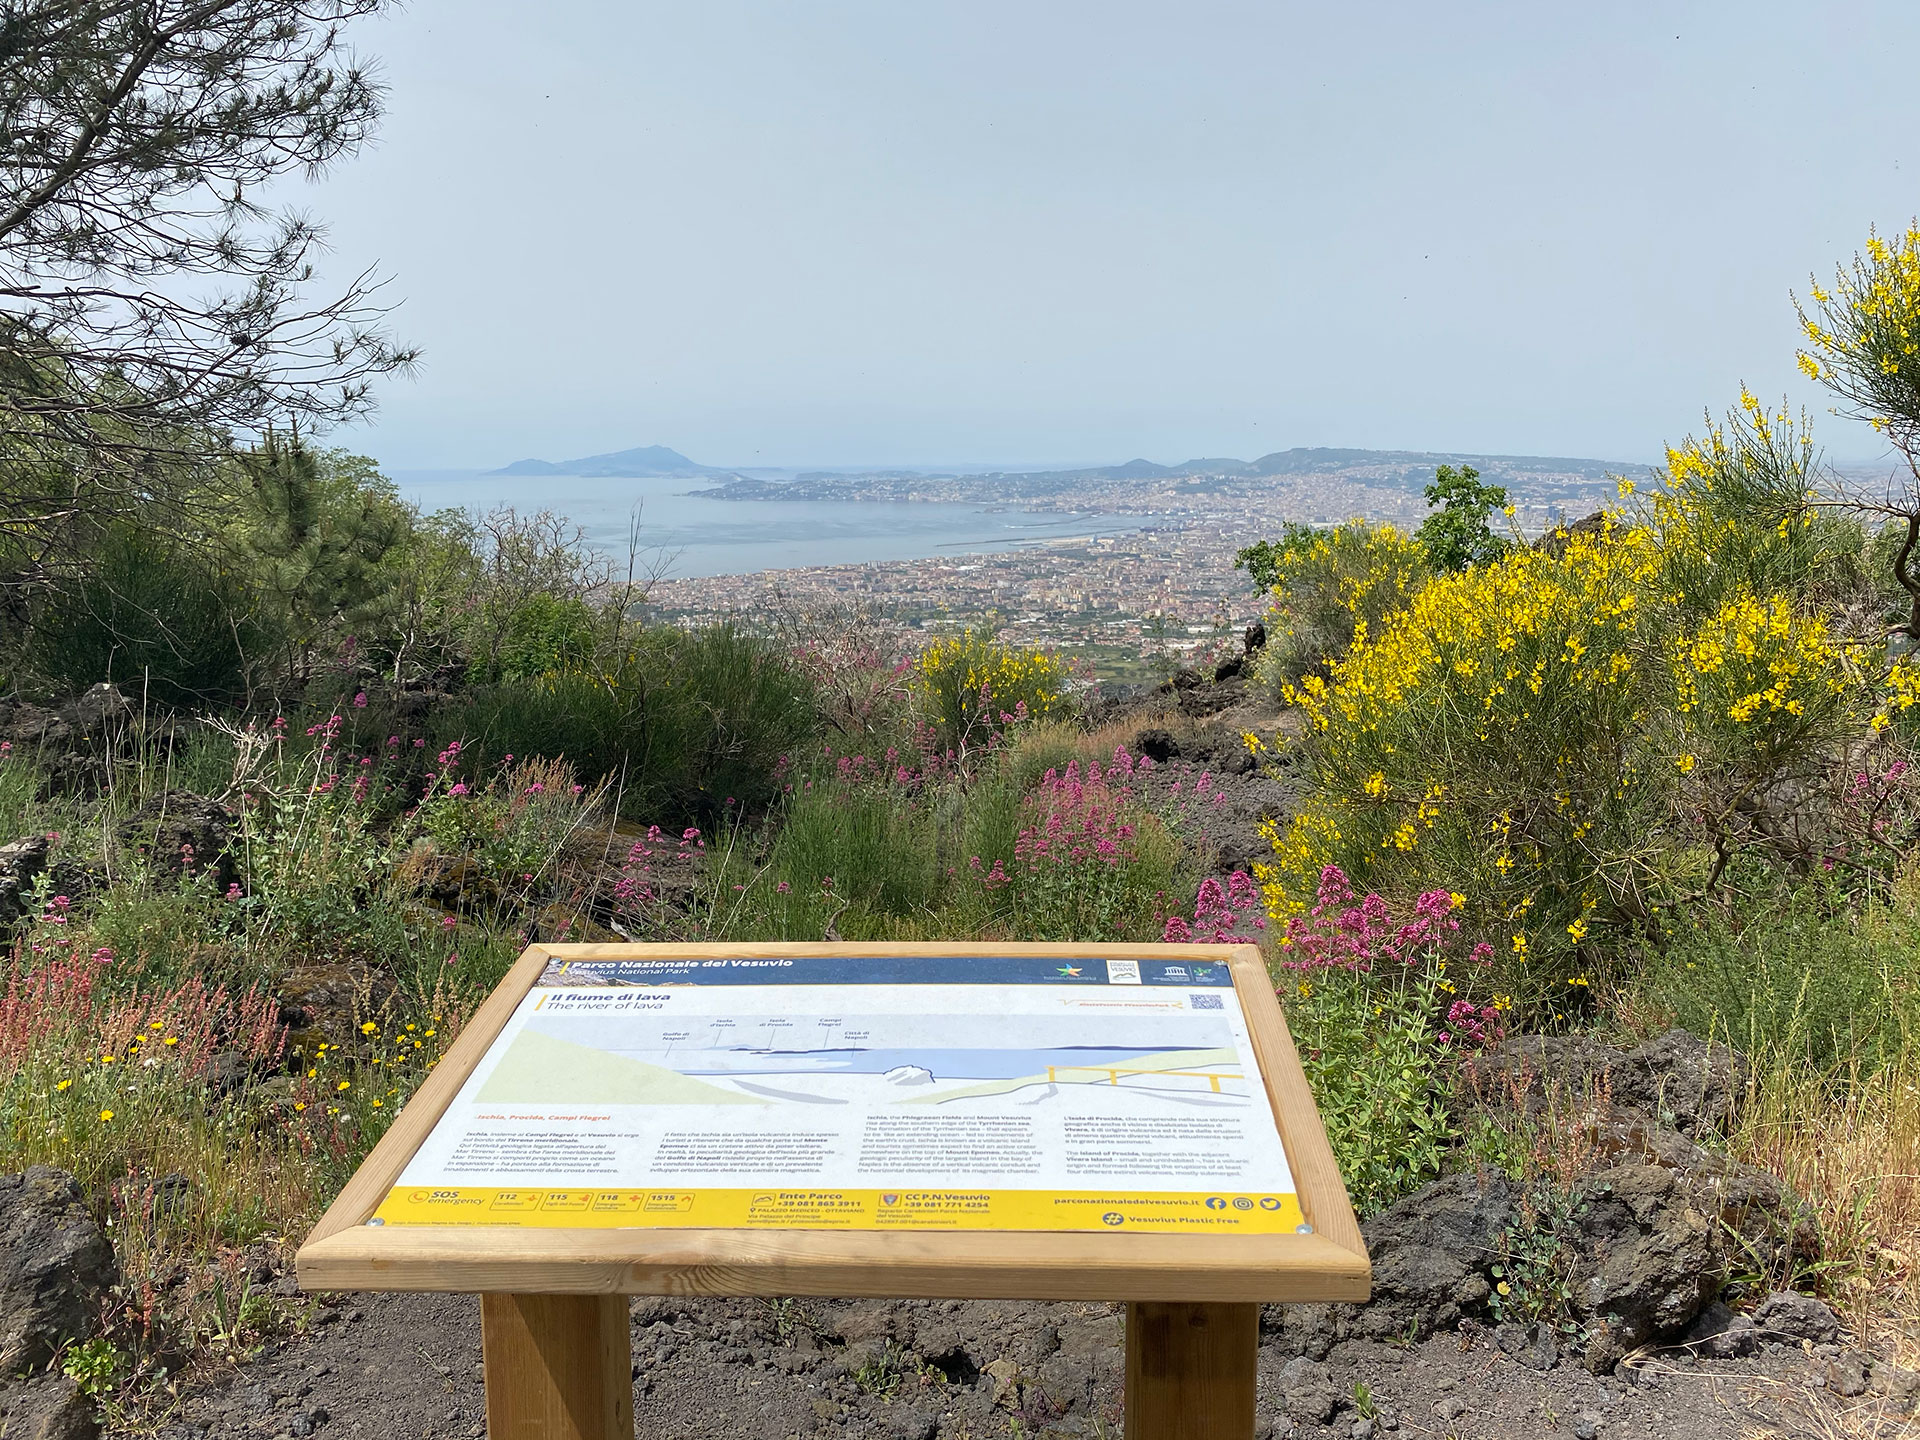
[[1189, 993, 1223, 1010]]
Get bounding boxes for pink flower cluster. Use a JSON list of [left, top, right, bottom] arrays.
[[1013, 755, 1141, 870], [1443, 998, 1503, 1049], [1162, 871, 1266, 944], [1277, 865, 1462, 972], [611, 825, 703, 912], [1277, 865, 1503, 1051]]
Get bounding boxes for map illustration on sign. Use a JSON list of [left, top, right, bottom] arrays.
[[372, 953, 1301, 1235], [475, 1012, 1253, 1110]]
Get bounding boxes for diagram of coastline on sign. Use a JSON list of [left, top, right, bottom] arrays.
[[474, 1010, 1253, 1113]]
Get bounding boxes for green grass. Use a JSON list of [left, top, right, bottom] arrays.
[[1646, 880, 1920, 1073]]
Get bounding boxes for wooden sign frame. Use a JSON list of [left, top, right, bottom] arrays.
[[297, 942, 1369, 1440]]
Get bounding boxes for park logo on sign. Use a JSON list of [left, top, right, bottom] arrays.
[[1105, 960, 1142, 985]]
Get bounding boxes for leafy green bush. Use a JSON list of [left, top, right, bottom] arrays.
[[441, 623, 819, 825], [469, 594, 601, 683], [26, 525, 260, 706], [1416, 464, 1513, 573]]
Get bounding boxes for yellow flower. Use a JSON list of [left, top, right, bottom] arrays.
[[98, 1109, 113, 1122], [294, 1102, 307, 1112], [148, 1021, 163, 1030], [1567, 917, 1589, 941], [54, 1079, 71, 1091], [99, 1054, 114, 1065], [360, 1021, 378, 1035], [336, 1080, 351, 1091]]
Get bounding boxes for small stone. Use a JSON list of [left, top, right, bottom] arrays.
[[1352, 1420, 1376, 1439], [1754, 1291, 1842, 1345], [1572, 1411, 1601, 1440], [1276, 1356, 1338, 1425], [1826, 1352, 1871, 1398], [1435, 1396, 1468, 1421]]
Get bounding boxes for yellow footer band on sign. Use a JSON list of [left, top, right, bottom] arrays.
[[369, 1185, 1306, 1234]]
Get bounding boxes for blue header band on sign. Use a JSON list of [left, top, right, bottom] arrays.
[[534, 955, 1238, 988]]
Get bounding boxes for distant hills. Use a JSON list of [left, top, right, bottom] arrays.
[[971, 447, 1644, 486], [490, 443, 1644, 489]]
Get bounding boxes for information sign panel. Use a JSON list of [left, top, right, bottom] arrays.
[[297, 942, 1367, 1305], [300, 944, 1370, 1440], [369, 951, 1304, 1236]]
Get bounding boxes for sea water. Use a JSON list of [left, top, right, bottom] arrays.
[[391, 469, 1145, 580]]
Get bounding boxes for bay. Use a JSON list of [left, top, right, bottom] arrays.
[[391, 469, 1144, 580]]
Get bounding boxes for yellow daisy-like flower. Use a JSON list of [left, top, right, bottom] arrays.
[[98, 1109, 113, 1122], [336, 1080, 351, 1091], [54, 1079, 71, 1091]]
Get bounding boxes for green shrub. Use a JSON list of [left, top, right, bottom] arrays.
[[911, 630, 1070, 752], [1287, 966, 1454, 1215], [441, 623, 819, 826], [1416, 464, 1513, 573], [26, 525, 260, 706], [468, 593, 602, 684], [1647, 879, 1920, 1073], [1245, 521, 1427, 694]]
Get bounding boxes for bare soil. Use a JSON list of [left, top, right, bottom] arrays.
[[129, 1287, 1888, 1440]]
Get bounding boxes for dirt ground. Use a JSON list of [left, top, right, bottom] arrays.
[[131, 1288, 1883, 1440]]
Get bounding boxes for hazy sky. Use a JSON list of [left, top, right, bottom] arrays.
[[305, 2, 1920, 472]]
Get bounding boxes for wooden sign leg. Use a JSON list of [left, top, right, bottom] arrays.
[[481, 1293, 633, 1440], [1125, 1301, 1259, 1440]]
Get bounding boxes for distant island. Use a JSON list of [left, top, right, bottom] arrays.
[[492, 445, 735, 478]]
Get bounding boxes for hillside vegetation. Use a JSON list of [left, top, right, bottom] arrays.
[[4, 226, 1920, 1417]]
